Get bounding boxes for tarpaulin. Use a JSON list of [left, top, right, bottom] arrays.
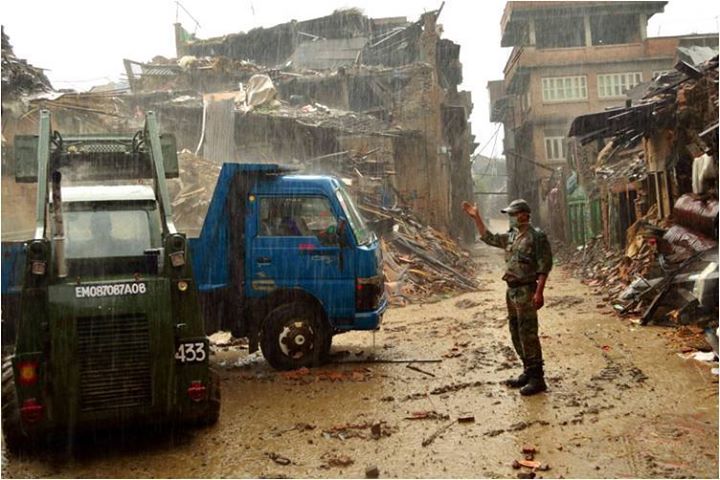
[[663, 224, 717, 257], [246, 74, 277, 108], [673, 194, 719, 238]]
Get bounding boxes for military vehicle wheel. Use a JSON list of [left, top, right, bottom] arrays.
[[2, 360, 31, 453], [260, 303, 328, 371]]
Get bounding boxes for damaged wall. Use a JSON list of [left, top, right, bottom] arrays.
[[166, 7, 476, 241]]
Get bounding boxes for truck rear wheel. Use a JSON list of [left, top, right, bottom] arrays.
[[260, 303, 328, 371], [2, 360, 31, 453]]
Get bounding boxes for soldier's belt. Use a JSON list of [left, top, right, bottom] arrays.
[[505, 280, 537, 288]]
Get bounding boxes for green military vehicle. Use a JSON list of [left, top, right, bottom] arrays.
[[1, 110, 219, 451]]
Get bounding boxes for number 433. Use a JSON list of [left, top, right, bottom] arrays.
[[175, 342, 207, 363]]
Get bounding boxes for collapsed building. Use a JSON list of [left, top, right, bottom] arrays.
[[119, 7, 476, 242], [1, 8, 480, 303], [566, 52, 718, 333], [1, 26, 54, 240]]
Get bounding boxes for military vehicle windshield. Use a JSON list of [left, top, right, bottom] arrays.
[[63, 203, 161, 259]]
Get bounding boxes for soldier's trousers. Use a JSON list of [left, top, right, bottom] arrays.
[[506, 284, 543, 370]]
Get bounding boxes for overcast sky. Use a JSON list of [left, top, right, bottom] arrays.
[[2, 0, 718, 158]]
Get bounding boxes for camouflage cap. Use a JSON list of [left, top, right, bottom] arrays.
[[501, 199, 531, 214]]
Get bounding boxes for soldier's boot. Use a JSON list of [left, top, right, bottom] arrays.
[[505, 369, 530, 388], [519, 367, 547, 396]]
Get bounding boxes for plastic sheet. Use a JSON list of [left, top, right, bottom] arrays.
[[672, 194, 718, 238], [663, 224, 717, 257]]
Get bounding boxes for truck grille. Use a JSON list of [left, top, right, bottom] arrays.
[[77, 314, 152, 411]]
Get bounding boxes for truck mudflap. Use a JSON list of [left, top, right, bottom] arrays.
[[338, 294, 388, 331]]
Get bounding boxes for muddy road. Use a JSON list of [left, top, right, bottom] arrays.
[[3, 241, 718, 478]]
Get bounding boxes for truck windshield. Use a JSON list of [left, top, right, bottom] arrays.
[[64, 205, 160, 259], [335, 186, 374, 246]]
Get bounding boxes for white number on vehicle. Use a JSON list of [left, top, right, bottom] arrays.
[[175, 342, 207, 363]]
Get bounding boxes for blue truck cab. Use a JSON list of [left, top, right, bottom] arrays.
[[189, 163, 387, 370]]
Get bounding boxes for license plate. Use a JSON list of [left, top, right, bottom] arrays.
[[175, 341, 207, 363]]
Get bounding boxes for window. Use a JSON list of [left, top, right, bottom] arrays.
[[544, 136, 566, 161], [535, 17, 585, 49], [590, 15, 640, 46], [541, 76, 587, 102], [598, 72, 642, 98], [335, 186, 373, 245], [259, 197, 337, 242]]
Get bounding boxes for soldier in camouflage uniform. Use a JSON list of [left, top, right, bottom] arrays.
[[462, 199, 553, 395]]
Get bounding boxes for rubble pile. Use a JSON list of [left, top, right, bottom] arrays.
[[557, 235, 657, 312], [167, 150, 222, 236], [567, 53, 718, 343], [1, 26, 52, 99], [381, 210, 479, 306]]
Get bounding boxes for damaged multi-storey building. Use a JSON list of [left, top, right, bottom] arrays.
[[118, 7, 477, 241], [568, 52, 718, 258], [487, 0, 717, 240]]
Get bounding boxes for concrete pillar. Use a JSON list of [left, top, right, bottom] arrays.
[[528, 19, 536, 46], [639, 14, 648, 40], [174, 23, 187, 57], [583, 15, 592, 47]]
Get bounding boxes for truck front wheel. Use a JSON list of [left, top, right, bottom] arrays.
[[260, 303, 328, 370]]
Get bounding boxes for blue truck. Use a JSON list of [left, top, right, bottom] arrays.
[[2, 162, 387, 371], [188, 163, 387, 370]]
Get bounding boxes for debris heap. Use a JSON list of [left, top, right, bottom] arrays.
[[1, 26, 52, 99], [167, 150, 222, 236], [566, 54, 718, 337], [556, 234, 657, 311], [380, 211, 478, 306]]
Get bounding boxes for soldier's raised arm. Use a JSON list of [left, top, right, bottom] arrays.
[[461, 201, 509, 249]]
